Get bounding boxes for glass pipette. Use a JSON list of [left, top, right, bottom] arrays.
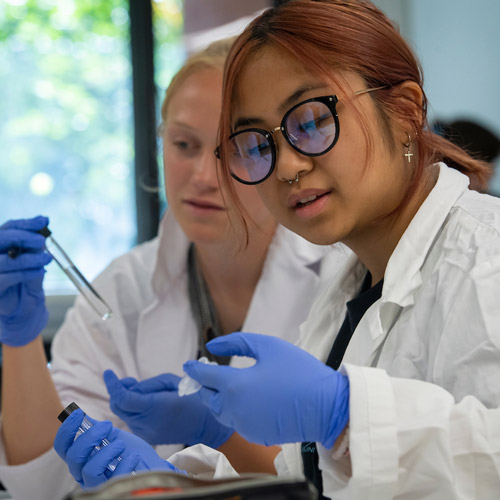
[[39, 226, 113, 320]]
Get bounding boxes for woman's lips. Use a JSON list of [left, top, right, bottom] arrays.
[[184, 199, 225, 212], [288, 189, 331, 219]]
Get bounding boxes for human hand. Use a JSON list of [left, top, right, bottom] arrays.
[[104, 370, 233, 448], [54, 408, 183, 489], [0, 216, 52, 346], [183, 332, 349, 448]]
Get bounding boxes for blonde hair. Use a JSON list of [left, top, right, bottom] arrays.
[[159, 36, 235, 133]]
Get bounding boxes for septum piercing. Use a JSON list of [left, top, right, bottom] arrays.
[[288, 173, 300, 185]]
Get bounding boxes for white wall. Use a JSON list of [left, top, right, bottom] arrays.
[[374, 0, 500, 137]]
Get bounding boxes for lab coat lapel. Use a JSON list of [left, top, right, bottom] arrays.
[[242, 226, 327, 338], [297, 252, 362, 362], [342, 300, 405, 366], [136, 211, 198, 379], [383, 163, 469, 308], [342, 302, 384, 366], [230, 226, 329, 369], [137, 281, 198, 380], [344, 164, 471, 367]]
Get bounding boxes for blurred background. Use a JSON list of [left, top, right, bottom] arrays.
[[1, 0, 499, 342]]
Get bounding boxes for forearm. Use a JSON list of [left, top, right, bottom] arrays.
[[1, 336, 63, 465], [217, 432, 280, 474]]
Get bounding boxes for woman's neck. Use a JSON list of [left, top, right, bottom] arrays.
[[347, 164, 439, 284], [194, 222, 277, 334]]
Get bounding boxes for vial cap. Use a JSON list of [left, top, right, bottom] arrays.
[[58, 402, 81, 423], [38, 226, 52, 238]]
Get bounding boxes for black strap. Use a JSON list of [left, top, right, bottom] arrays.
[[301, 272, 383, 499], [187, 243, 230, 365]]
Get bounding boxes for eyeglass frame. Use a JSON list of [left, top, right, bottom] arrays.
[[214, 85, 388, 185]]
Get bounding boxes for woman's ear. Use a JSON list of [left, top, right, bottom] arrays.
[[391, 80, 424, 140]]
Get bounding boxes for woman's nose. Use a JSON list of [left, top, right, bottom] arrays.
[[192, 149, 219, 188], [274, 134, 314, 183]]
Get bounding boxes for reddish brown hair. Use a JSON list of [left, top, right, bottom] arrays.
[[218, 0, 491, 224]]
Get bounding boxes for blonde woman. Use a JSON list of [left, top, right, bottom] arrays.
[[0, 37, 331, 499]]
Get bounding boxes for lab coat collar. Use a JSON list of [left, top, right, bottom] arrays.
[[382, 163, 470, 307], [151, 210, 190, 297]]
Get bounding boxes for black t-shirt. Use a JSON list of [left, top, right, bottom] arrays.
[[301, 272, 384, 499]]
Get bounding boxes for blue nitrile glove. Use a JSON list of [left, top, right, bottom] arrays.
[[183, 332, 350, 448], [104, 369, 233, 448], [54, 408, 184, 489], [0, 216, 52, 346]]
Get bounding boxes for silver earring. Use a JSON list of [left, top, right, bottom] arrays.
[[288, 173, 299, 184], [404, 133, 413, 163]]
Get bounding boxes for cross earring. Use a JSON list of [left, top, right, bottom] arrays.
[[404, 133, 413, 163]]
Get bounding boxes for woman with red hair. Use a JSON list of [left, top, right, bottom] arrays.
[[182, 1, 500, 498]]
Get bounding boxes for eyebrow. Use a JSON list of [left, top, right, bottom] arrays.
[[165, 121, 197, 132], [233, 82, 327, 131], [278, 83, 325, 112]]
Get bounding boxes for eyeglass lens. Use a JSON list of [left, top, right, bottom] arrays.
[[228, 99, 338, 184]]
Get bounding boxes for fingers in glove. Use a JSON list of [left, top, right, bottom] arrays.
[[205, 332, 276, 360], [81, 440, 126, 488], [196, 386, 223, 416], [103, 369, 127, 395], [105, 372, 149, 415], [120, 377, 139, 389], [0, 269, 46, 293], [64, 421, 114, 482], [54, 409, 86, 461], [0, 230, 47, 254], [113, 453, 141, 476], [0, 216, 49, 232], [0, 252, 52, 274], [104, 370, 132, 404], [134, 373, 181, 393], [103, 370, 140, 392], [183, 360, 234, 391]]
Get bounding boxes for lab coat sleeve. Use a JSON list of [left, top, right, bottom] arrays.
[[0, 444, 78, 500], [432, 256, 500, 408], [0, 249, 157, 500], [318, 364, 500, 500], [0, 296, 123, 500]]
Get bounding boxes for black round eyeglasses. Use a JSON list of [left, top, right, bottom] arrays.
[[215, 86, 387, 185]]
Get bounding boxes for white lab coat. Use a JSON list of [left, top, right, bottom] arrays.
[[0, 210, 333, 500], [280, 163, 500, 499]]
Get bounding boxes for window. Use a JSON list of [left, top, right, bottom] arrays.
[[0, 0, 186, 344], [0, 0, 188, 293], [0, 0, 136, 293]]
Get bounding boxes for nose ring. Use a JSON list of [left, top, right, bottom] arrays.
[[288, 173, 299, 185]]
